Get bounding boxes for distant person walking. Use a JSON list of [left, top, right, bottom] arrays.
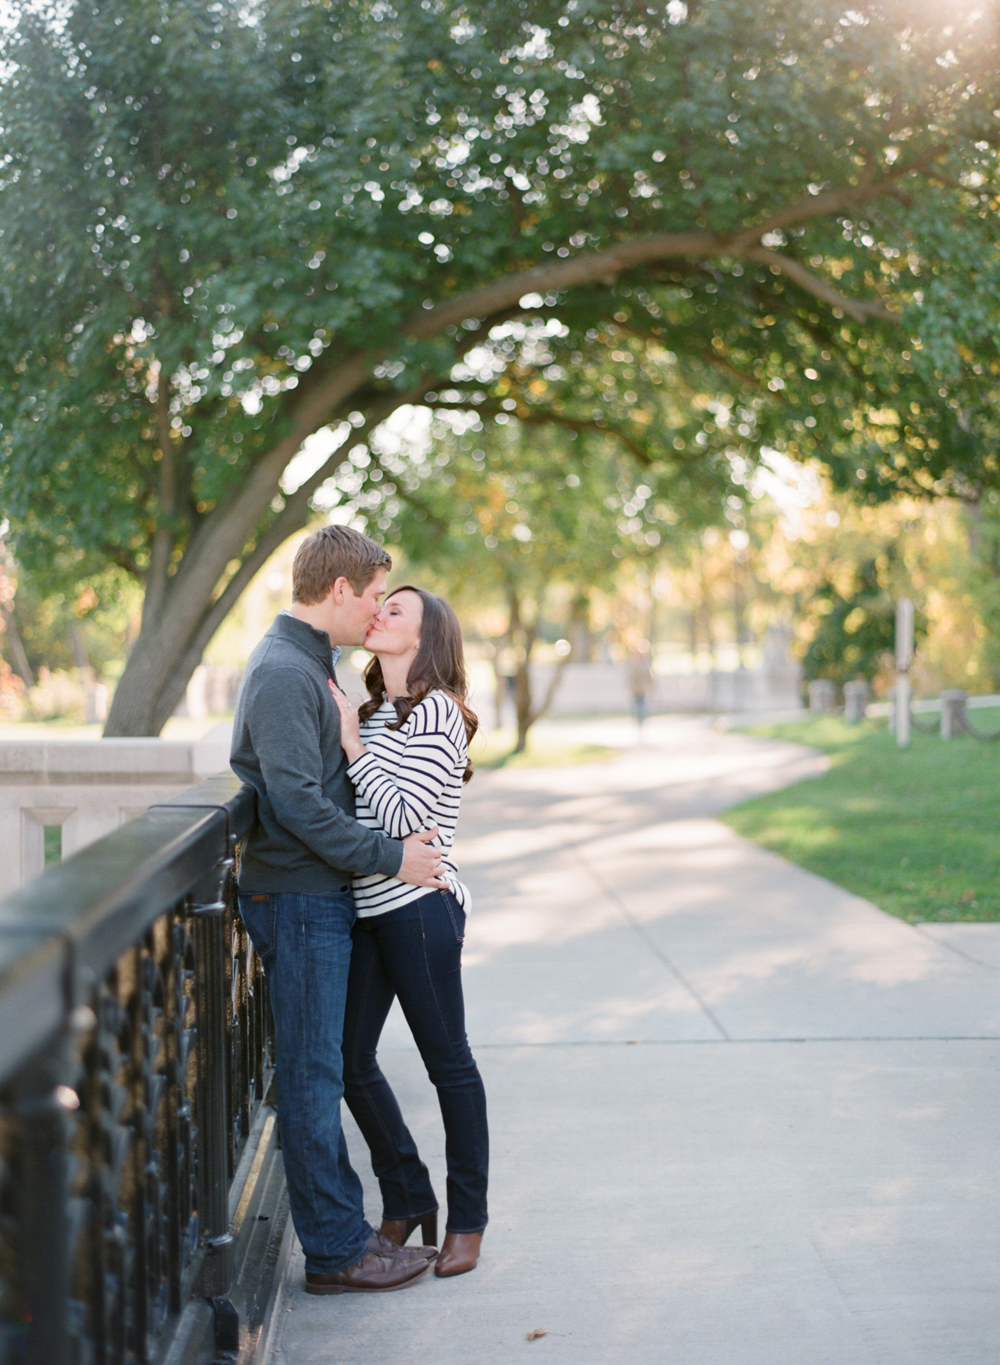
[[230, 526, 445, 1294], [627, 640, 654, 729], [330, 586, 489, 1279]]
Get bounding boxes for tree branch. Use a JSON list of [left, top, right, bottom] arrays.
[[405, 233, 719, 339], [700, 349, 766, 392], [146, 155, 945, 669], [743, 248, 899, 324], [143, 366, 177, 629], [101, 543, 143, 578], [0, 600, 34, 689], [202, 382, 447, 614], [421, 397, 652, 464], [405, 155, 949, 343], [725, 145, 950, 247], [609, 318, 767, 391], [529, 647, 573, 728]]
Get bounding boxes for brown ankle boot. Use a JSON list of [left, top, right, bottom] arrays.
[[434, 1231, 483, 1278], [305, 1250, 431, 1294], [380, 1212, 438, 1252]]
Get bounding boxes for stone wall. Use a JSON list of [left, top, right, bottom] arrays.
[[509, 655, 802, 719], [0, 725, 232, 894]]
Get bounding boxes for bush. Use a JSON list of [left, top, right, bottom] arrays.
[[25, 667, 87, 722], [0, 660, 25, 720]]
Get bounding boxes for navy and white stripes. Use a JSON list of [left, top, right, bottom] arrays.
[[348, 689, 470, 917]]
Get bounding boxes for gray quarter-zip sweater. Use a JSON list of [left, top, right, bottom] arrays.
[[231, 612, 404, 892]]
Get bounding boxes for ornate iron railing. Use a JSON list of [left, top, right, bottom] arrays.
[[0, 775, 287, 1365]]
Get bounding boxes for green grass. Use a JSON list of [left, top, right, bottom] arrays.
[[722, 712, 1000, 923], [471, 729, 617, 770]]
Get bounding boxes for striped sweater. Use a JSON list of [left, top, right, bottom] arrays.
[[348, 689, 470, 917]]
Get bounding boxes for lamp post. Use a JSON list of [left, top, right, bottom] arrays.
[[895, 598, 914, 749]]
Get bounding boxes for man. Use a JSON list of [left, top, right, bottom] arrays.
[[231, 524, 444, 1292]]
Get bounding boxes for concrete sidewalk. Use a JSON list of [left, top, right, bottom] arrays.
[[267, 717, 1000, 1365]]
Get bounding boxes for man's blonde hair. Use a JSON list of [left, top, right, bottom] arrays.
[[291, 525, 391, 603]]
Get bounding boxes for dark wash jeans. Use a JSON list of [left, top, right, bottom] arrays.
[[237, 890, 371, 1274], [342, 889, 489, 1235]]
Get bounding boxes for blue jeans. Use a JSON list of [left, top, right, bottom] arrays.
[[343, 890, 489, 1235], [237, 891, 371, 1274]]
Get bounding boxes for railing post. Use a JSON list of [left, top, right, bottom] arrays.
[[940, 689, 968, 740], [807, 679, 836, 714], [192, 859, 235, 1302], [16, 1035, 73, 1365], [843, 679, 869, 724], [895, 598, 914, 749]]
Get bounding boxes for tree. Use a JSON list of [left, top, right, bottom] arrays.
[[1, 0, 997, 733], [0, 542, 33, 691], [370, 411, 726, 750], [0, 560, 138, 685], [801, 555, 907, 686]]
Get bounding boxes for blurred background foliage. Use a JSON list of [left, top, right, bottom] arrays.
[[6, 450, 1000, 724], [0, 0, 998, 729]]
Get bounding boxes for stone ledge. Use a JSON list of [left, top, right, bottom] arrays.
[[0, 726, 235, 893]]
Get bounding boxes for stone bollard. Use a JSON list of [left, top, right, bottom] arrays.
[[940, 689, 968, 740], [807, 679, 837, 715], [84, 683, 109, 724], [843, 679, 870, 724]]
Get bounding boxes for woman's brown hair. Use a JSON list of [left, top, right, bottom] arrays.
[[358, 586, 479, 783]]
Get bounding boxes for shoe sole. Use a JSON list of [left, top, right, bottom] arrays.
[[434, 1262, 478, 1279], [305, 1262, 432, 1294]]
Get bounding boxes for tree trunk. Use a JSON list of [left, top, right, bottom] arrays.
[[104, 499, 309, 734], [505, 587, 571, 754], [512, 658, 533, 754], [488, 638, 511, 732], [733, 558, 746, 669], [0, 601, 34, 689], [100, 394, 385, 735], [102, 629, 195, 736], [101, 376, 432, 735], [103, 533, 284, 736], [698, 552, 717, 666], [504, 590, 533, 754], [568, 591, 593, 662], [69, 621, 93, 682]]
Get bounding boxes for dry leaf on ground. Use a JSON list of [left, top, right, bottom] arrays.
[[526, 1329, 548, 1341]]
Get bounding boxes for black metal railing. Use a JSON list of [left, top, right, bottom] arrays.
[[0, 775, 287, 1365]]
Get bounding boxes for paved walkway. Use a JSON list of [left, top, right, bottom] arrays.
[[267, 717, 1000, 1365]]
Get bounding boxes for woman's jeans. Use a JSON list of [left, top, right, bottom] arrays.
[[237, 891, 371, 1275], [343, 890, 489, 1235]]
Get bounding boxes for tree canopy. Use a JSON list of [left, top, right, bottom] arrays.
[[372, 407, 727, 747], [1, 0, 997, 732]]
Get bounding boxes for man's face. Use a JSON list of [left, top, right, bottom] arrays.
[[333, 568, 388, 646]]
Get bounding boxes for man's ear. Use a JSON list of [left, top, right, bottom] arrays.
[[329, 576, 351, 605]]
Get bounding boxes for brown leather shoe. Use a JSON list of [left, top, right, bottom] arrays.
[[368, 1227, 437, 1262], [305, 1249, 431, 1294], [434, 1231, 483, 1278], [380, 1212, 438, 1249]]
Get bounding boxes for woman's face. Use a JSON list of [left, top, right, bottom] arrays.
[[365, 589, 423, 662]]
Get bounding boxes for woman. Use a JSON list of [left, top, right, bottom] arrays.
[[329, 585, 488, 1279]]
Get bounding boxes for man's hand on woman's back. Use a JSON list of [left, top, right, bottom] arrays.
[[398, 827, 448, 888]]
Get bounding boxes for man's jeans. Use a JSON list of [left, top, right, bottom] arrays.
[[342, 890, 489, 1234], [237, 891, 371, 1273]]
